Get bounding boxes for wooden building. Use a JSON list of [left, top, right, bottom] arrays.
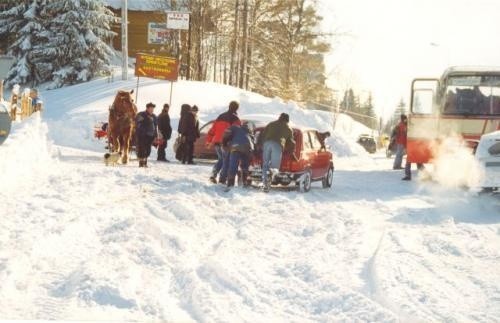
[[104, 1, 177, 57]]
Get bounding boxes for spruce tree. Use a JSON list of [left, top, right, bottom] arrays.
[[0, 1, 45, 86], [43, 0, 116, 88]]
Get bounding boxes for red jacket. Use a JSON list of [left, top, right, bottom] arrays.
[[206, 111, 241, 144], [395, 121, 407, 146]]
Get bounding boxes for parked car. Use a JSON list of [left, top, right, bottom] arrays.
[[357, 134, 377, 154], [193, 119, 266, 159], [248, 127, 334, 192]]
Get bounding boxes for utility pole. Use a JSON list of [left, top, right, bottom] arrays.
[[121, 0, 128, 80]]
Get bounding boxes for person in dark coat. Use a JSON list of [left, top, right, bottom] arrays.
[[393, 114, 407, 170], [178, 104, 200, 164], [222, 121, 255, 188], [157, 103, 172, 162], [259, 113, 296, 191], [176, 104, 192, 162], [206, 101, 241, 184], [136, 102, 158, 167]]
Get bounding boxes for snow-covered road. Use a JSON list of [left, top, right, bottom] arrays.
[[1, 78, 499, 322], [1, 117, 498, 321]]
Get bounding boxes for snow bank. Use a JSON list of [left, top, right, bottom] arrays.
[[40, 77, 370, 157], [0, 113, 53, 192]]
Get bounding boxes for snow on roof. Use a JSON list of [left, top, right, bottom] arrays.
[[104, 0, 165, 11]]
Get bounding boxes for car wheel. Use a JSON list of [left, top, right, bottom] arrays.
[[322, 165, 334, 188], [299, 169, 312, 193]]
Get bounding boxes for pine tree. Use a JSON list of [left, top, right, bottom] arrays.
[[384, 98, 407, 134], [0, 0, 116, 88], [395, 97, 407, 116], [43, 0, 116, 88], [360, 92, 376, 128], [0, 1, 46, 86]]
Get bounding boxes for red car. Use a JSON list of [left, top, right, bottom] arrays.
[[249, 127, 334, 192], [193, 119, 266, 159]]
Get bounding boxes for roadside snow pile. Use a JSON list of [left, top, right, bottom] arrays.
[[40, 78, 370, 157], [0, 113, 52, 192]]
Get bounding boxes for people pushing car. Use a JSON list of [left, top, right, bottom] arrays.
[[258, 113, 296, 192], [222, 121, 255, 190], [205, 101, 241, 184]]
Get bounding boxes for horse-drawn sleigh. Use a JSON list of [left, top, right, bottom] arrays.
[[94, 90, 137, 164]]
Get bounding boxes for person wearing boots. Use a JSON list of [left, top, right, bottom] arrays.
[[393, 114, 407, 170], [222, 121, 255, 189], [136, 102, 158, 167], [205, 101, 241, 184], [157, 103, 172, 162], [178, 104, 200, 164], [259, 113, 296, 192]]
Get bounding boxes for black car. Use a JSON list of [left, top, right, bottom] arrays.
[[357, 135, 377, 154]]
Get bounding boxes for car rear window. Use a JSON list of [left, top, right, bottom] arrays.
[[303, 132, 313, 150], [310, 131, 322, 149]]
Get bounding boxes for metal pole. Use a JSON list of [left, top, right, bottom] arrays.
[[169, 81, 174, 107], [135, 77, 139, 103], [121, 0, 128, 80]]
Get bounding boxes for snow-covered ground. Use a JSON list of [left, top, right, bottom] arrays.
[[0, 75, 499, 322]]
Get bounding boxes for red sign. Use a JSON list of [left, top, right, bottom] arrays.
[[135, 53, 178, 81]]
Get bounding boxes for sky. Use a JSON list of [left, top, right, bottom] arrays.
[[318, 0, 500, 119]]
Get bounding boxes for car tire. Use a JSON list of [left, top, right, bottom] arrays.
[[299, 169, 312, 193], [322, 165, 334, 188]]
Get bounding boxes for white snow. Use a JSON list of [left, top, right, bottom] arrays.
[[104, 0, 166, 11], [0, 73, 499, 322]]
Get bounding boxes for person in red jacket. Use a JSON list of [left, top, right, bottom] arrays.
[[392, 114, 407, 170], [206, 101, 241, 184]]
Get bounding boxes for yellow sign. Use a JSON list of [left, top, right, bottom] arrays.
[[135, 53, 178, 81]]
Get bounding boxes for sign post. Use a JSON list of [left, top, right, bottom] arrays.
[[134, 53, 179, 106], [166, 11, 190, 30], [147, 23, 170, 44]]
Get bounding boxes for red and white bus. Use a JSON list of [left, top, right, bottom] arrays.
[[408, 66, 500, 164]]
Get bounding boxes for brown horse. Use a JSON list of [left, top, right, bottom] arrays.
[[108, 90, 137, 164]]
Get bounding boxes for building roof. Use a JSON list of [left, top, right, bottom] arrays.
[[104, 0, 166, 11]]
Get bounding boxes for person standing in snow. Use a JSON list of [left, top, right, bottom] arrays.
[[176, 103, 191, 162], [136, 102, 158, 167], [178, 104, 200, 164], [259, 113, 296, 192], [206, 101, 241, 184], [395, 114, 424, 180], [222, 121, 255, 189], [157, 103, 172, 162], [392, 114, 407, 170]]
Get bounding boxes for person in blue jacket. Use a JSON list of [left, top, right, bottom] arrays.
[[136, 102, 158, 167], [222, 121, 255, 188]]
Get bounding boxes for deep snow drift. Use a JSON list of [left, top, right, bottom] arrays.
[[0, 75, 499, 322]]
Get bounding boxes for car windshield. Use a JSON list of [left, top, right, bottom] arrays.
[[443, 75, 500, 115]]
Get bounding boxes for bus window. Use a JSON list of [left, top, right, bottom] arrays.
[[411, 79, 438, 114], [443, 75, 500, 115], [413, 90, 434, 114]]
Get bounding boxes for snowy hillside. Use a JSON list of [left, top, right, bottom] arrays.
[[0, 76, 499, 322], [40, 76, 368, 157]]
